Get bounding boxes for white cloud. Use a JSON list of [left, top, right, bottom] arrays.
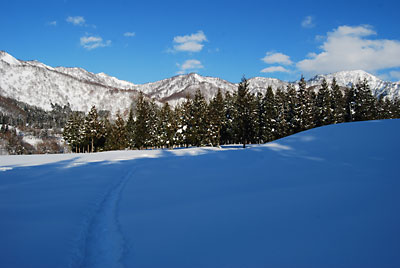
[[48, 21, 57, 26], [177, 59, 204, 74], [80, 36, 111, 50], [174, 42, 204, 52], [297, 25, 400, 75], [66, 16, 85, 26], [172, 31, 207, 53], [262, 52, 293, 65], [261, 66, 291, 73], [333, 25, 375, 37], [124, 32, 135, 37], [174, 31, 207, 43], [302, 16, 315, 28]]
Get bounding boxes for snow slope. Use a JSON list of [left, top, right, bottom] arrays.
[[0, 121, 399, 267]]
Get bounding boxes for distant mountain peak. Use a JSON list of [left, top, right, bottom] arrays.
[[312, 69, 378, 80]]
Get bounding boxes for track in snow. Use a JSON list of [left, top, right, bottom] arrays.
[[80, 169, 133, 268]]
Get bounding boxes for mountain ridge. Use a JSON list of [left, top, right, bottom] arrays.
[[1, 51, 399, 115]]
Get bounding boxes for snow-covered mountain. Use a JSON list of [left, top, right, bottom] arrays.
[[1, 51, 399, 115], [0, 51, 139, 115], [308, 70, 400, 99], [138, 73, 237, 106]]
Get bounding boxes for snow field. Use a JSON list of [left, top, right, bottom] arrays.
[[0, 119, 399, 267]]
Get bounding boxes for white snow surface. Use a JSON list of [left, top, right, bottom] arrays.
[[1, 51, 400, 116], [22, 135, 43, 147], [1, 119, 400, 268], [0, 51, 21, 66]]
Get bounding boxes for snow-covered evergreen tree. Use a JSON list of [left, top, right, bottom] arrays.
[[107, 113, 127, 150], [190, 90, 208, 147], [147, 99, 160, 148], [235, 77, 253, 148], [63, 112, 84, 153], [208, 89, 225, 146], [221, 91, 236, 145], [296, 76, 315, 131], [354, 79, 377, 121], [263, 86, 278, 142], [133, 92, 150, 149], [285, 84, 298, 135], [175, 97, 193, 147], [331, 77, 345, 124], [316, 78, 333, 126], [345, 85, 356, 122], [158, 103, 176, 148], [254, 92, 264, 144], [126, 107, 135, 149], [275, 88, 289, 139], [83, 106, 105, 152]]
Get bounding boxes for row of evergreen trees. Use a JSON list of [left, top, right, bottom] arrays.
[[63, 77, 400, 152]]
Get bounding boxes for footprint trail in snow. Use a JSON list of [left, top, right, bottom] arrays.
[[80, 169, 133, 268]]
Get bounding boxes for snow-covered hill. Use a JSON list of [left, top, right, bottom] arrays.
[[1, 119, 399, 267], [0, 51, 139, 115], [1, 51, 399, 114]]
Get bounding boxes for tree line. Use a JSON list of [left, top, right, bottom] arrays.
[[63, 77, 400, 153]]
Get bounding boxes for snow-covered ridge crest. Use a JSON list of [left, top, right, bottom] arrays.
[[0, 51, 399, 115], [308, 70, 400, 99], [0, 51, 141, 115], [0, 51, 21, 66]]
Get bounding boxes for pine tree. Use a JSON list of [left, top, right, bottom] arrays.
[[345, 85, 356, 122], [133, 92, 150, 149], [275, 88, 289, 139], [173, 104, 184, 147], [316, 78, 333, 126], [159, 103, 176, 148], [383, 97, 394, 119], [235, 77, 253, 148], [331, 77, 345, 124], [208, 89, 225, 146], [126, 107, 135, 149], [286, 84, 298, 135], [190, 89, 208, 146], [221, 91, 236, 145], [176, 97, 193, 147], [112, 113, 128, 150], [103, 117, 114, 151], [376, 95, 388, 120], [263, 86, 278, 142], [254, 92, 265, 144], [63, 112, 84, 153], [147, 99, 160, 148], [83, 106, 105, 152], [248, 93, 258, 144], [296, 76, 315, 131], [354, 79, 376, 121], [392, 97, 400, 118]]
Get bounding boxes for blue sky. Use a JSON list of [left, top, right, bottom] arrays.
[[2, 0, 400, 84]]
